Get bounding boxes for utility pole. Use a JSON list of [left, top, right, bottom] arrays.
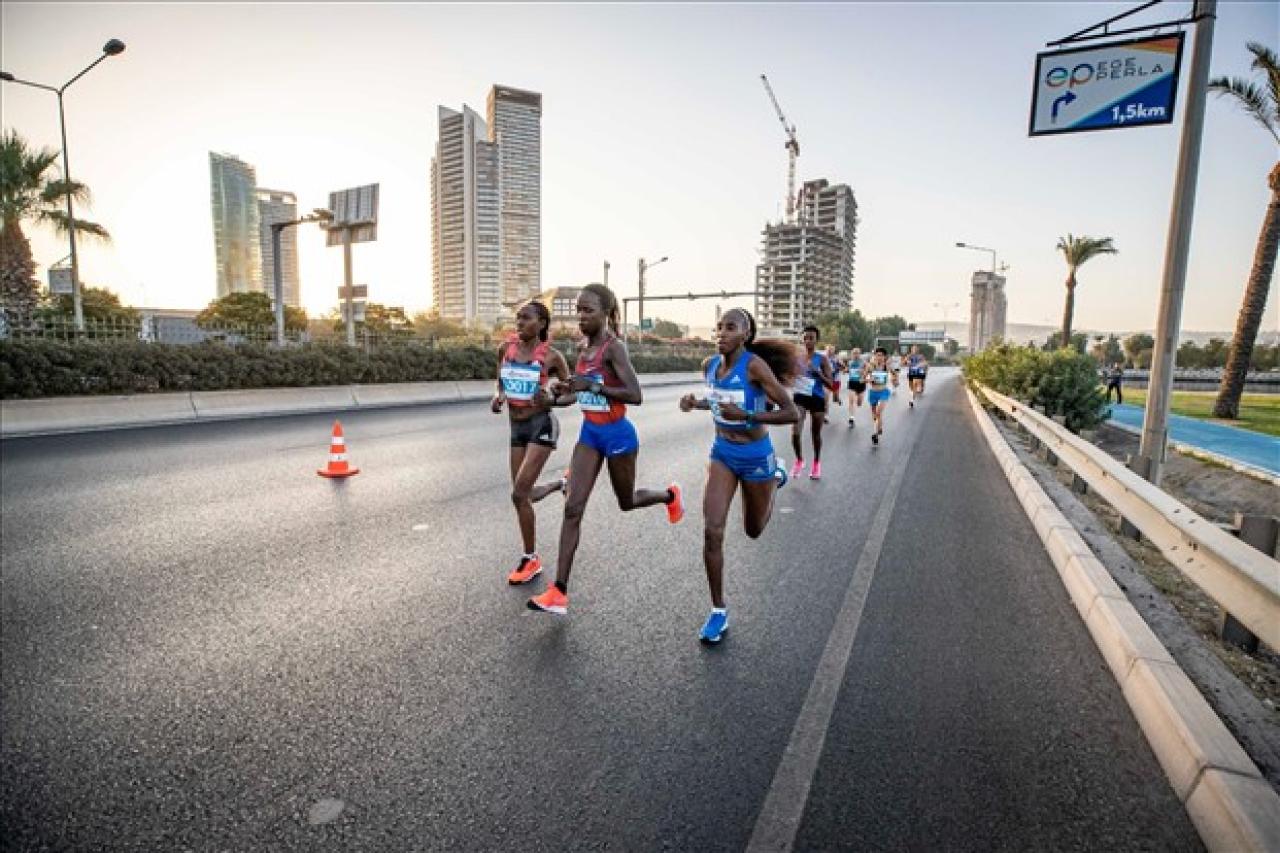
[[1137, 0, 1216, 486], [603, 260, 610, 288], [636, 255, 668, 341], [343, 228, 356, 347]]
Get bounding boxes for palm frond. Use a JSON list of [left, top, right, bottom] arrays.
[[1057, 234, 1117, 266], [35, 209, 111, 243], [1244, 41, 1280, 129], [1208, 76, 1280, 144], [40, 179, 94, 208]]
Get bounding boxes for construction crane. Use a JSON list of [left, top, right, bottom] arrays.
[[760, 73, 800, 224]]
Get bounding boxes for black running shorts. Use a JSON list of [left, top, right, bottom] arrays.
[[510, 410, 559, 449], [793, 393, 827, 413]]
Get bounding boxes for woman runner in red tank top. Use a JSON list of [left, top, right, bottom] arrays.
[[492, 300, 572, 586], [526, 284, 685, 616]]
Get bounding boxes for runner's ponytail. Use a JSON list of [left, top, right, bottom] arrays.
[[728, 308, 797, 385]]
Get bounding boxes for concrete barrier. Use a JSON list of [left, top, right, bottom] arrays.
[[191, 386, 359, 420], [351, 382, 462, 408], [965, 386, 1280, 852], [0, 393, 199, 435], [1, 373, 704, 438]]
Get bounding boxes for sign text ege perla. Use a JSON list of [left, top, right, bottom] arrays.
[[1029, 33, 1184, 136]]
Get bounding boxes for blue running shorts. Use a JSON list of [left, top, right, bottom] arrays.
[[868, 388, 891, 407], [709, 434, 776, 483], [579, 417, 640, 457]]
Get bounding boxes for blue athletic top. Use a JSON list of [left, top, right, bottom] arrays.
[[792, 353, 826, 398], [907, 354, 925, 373], [705, 351, 766, 431], [868, 368, 890, 387]]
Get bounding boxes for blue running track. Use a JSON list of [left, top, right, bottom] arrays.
[[1107, 403, 1280, 477]]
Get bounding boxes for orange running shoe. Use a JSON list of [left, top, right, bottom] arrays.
[[527, 584, 568, 615], [666, 482, 685, 524], [507, 555, 543, 585]]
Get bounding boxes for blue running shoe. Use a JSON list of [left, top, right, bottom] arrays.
[[699, 609, 729, 644], [773, 463, 788, 490]]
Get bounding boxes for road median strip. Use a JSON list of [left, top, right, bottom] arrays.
[[965, 385, 1280, 853], [0, 372, 702, 438]]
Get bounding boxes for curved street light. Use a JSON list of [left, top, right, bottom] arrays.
[[955, 241, 997, 273], [1, 39, 128, 332]]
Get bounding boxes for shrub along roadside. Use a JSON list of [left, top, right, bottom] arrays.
[[963, 343, 1109, 433], [0, 339, 705, 399]]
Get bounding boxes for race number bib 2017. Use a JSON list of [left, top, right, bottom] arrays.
[[500, 363, 541, 401], [793, 375, 817, 396], [576, 374, 611, 412]]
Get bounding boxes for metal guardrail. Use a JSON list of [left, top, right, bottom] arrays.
[[976, 384, 1280, 651]]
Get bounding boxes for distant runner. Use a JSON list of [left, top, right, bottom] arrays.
[[906, 345, 928, 408], [789, 325, 834, 480], [680, 308, 799, 644], [492, 301, 572, 585], [863, 347, 897, 446], [845, 347, 866, 427]]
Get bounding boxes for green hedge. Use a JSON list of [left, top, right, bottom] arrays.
[[963, 343, 1109, 433], [0, 339, 705, 399]]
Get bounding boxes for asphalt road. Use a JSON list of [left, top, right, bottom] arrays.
[[0, 368, 1201, 851]]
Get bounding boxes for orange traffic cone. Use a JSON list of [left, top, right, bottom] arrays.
[[317, 420, 360, 478]]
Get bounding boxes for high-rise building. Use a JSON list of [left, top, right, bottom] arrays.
[[209, 152, 263, 298], [431, 106, 502, 325], [968, 270, 1008, 352], [256, 189, 301, 308], [755, 179, 858, 334], [487, 85, 542, 310]]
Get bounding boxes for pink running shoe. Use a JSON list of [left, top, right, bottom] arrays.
[[810, 460, 822, 480], [790, 459, 805, 479]]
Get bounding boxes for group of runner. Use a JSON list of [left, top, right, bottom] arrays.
[[490, 283, 927, 644]]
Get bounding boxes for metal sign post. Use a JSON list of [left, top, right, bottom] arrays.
[[1138, 0, 1216, 486], [323, 184, 379, 346]]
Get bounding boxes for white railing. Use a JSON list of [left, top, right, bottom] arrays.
[[976, 384, 1280, 650]]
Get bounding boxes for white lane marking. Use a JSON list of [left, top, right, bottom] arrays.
[[411, 523, 430, 532], [747, 387, 927, 852]]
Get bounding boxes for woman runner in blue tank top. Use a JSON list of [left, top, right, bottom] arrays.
[[680, 308, 799, 644]]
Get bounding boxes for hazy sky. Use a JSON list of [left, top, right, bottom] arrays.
[[2, 2, 1276, 334]]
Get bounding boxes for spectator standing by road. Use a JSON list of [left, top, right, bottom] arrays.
[[1106, 362, 1125, 404]]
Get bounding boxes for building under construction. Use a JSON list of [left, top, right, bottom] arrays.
[[755, 179, 858, 335]]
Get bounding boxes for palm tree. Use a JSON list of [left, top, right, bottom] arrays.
[[1055, 234, 1117, 349], [0, 129, 110, 325], [1211, 43, 1280, 420]]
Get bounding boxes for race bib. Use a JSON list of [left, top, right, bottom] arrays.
[[706, 385, 747, 426], [792, 374, 817, 396], [870, 370, 889, 386], [576, 374, 611, 413], [500, 363, 541, 401]]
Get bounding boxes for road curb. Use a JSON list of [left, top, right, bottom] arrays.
[[965, 386, 1280, 853], [0, 373, 703, 439]]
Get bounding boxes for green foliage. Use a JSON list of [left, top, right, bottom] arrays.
[[814, 310, 913, 352], [1089, 334, 1123, 367], [1041, 331, 1088, 354], [0, 339, 708, 399], [410, 311, 471, 339], [332, 303, 413, 336], [38, 285, 139, 323], [650, 318, 684, 339], [196, 291, 307, 332], [963, 343, 1109, 433]]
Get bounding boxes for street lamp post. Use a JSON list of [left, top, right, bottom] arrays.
[[603, 260, 610, 288], [955, 241, 997, 273], [270, 208, 332, 347], [636, 255, 668, 342], [933, 300, 961, 343], [1, 39, 126, 333]]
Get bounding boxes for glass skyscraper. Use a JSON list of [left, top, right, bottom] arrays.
[[487, 85, 542, 310], [209, 153, 263, 298], [257, 189, 301, 308]]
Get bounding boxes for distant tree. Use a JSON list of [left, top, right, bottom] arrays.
[[1055, 234, 1117, 347], [1176, 340, 1204, 369], [814, 309, 871, 351], [1211, 42, 1280, 418], [196, 291, 306, 331], [0, 129, 110, 325], [40, 285, 138, 323], [1090, 334, 1123, 366], [944, 339, 960, 357], [1042, 330, 1088, 354], [333, 302, 412, 336], [650, 318, 684, 339], [1123, 332, 1154, 364], [410, 309, 469, 339]]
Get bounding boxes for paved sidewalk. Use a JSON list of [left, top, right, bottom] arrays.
[[1107, 403, 1280, 477]]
